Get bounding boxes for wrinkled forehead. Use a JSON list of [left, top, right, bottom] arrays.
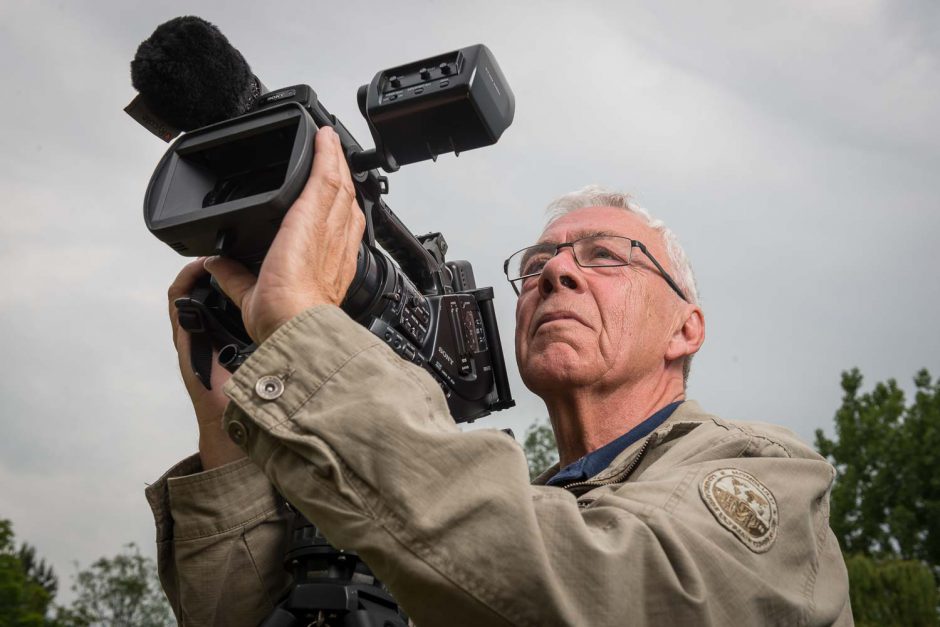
[[539, 206, 664, 252]]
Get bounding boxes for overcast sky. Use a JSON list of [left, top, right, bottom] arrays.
[[1, 0, 938, 606]]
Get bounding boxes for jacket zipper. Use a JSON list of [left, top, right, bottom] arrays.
[[563, 437, 653, 496]]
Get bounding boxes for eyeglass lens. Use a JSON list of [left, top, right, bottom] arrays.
[[506, 236, 634, 280]]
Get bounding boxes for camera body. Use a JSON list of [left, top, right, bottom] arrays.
[[143, 46, 515, 422]]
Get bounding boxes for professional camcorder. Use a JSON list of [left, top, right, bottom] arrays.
[[129, 16, 516, 423]]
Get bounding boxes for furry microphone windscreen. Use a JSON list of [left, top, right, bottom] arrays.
[[131, 16, 260, 131]]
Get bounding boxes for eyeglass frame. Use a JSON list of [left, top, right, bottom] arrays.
[[502, 235, 689, 302]]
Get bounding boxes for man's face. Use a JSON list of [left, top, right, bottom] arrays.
[[514, 206, 686, 396]]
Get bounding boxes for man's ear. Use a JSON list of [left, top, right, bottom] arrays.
[[665, 305, 705, 362]]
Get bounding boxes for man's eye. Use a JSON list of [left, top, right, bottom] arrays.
[[587, 246, 624, 263], [521, 256, 549, 275]]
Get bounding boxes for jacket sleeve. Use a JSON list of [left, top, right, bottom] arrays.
[[220, 305, 851, 627], [145, 454, 292, 626]]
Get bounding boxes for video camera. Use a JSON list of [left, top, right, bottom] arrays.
[[129, 17, 516, 422]]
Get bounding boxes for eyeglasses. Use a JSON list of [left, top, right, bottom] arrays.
[[503, 234, 689, 301]]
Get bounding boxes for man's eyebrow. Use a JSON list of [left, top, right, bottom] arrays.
[[538, 230, 619, 245]]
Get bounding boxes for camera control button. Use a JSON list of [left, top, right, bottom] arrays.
[[255, 375, 285, 401], [227, 420, 248, 446]]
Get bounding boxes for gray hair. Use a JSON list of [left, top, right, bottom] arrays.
[[544, 185, 700, 384]]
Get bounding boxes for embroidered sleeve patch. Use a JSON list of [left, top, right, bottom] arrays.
[[699, 468, 778, 553]]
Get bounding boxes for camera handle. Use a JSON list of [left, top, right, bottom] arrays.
[[175, 275, 256, 390]]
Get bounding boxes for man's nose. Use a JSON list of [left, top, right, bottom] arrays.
[[538, 248, 582, 296]]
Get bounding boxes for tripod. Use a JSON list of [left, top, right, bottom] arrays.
[[261, 506, 408, 627]]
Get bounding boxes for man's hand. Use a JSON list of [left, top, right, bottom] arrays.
[[168, 259, 245, 469], [203, 126, 366, 345]]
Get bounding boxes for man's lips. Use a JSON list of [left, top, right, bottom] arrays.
[[534, 311, 589, 332]]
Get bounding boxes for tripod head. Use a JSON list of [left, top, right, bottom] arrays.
[[262, 510, 407, 627]]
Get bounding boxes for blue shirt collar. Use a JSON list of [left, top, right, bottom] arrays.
[[546, 401, 683, 487]]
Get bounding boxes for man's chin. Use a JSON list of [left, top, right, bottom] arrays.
[[520, 351, 598, 394]]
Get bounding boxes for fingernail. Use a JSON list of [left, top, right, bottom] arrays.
[[204, 256, 218, 270]]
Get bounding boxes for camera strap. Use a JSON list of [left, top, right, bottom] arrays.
[[175, 282, 218, 391]]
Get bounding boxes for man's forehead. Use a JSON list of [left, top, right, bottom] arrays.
[[537, 206, 653, 244]]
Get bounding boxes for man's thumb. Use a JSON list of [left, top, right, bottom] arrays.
[[203, 256, 255, 310]]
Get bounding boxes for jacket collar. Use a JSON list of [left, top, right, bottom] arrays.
[[532, 400, 713, 486]]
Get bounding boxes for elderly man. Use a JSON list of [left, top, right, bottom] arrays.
[[147, 126, 853, 625]]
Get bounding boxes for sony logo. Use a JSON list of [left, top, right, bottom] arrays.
[[437, 346, 455, 366], [266, 89, 296, 101]]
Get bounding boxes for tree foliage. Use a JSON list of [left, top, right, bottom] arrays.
[[54, 543, 172, 627], [816, 368, 940, 624], [523, 418, 558, 480], [815, 368, 940, 569], [845, 554, 938, 627], [0, 520, 172, 627], [0, 519, 54, 627], [16, 544, 57, 601]]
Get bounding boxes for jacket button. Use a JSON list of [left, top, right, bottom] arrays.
[[227, 420, 248, 446], [255, 375, 284, 400]]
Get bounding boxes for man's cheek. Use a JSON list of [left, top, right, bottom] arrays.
[[514, 302, 534, 347]]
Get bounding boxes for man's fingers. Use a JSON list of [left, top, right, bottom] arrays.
[[332, 128, 355, 183], [318, 129, 361, 236], [169, 258, 210, 303], [203, 256, 256, 311], [298, 126, 346, 206], [331, 129, 362, 222], [276, 127, 359, 261]]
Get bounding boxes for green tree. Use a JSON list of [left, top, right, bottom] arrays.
[[54, 543, 172, 627], [16, 544, 57, 601], [523, 418, 558, 480], [845, 554, 938, 627], [0, 519, 54, 627], [815, 368, 940, 569], [816, 368, 940, 624]]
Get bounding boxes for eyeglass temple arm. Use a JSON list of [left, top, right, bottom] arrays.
[[503, 258, 521, 295], [633, 241, 689, 302]]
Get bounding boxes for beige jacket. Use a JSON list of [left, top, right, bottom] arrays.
[[146, 305, 853, 626]]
